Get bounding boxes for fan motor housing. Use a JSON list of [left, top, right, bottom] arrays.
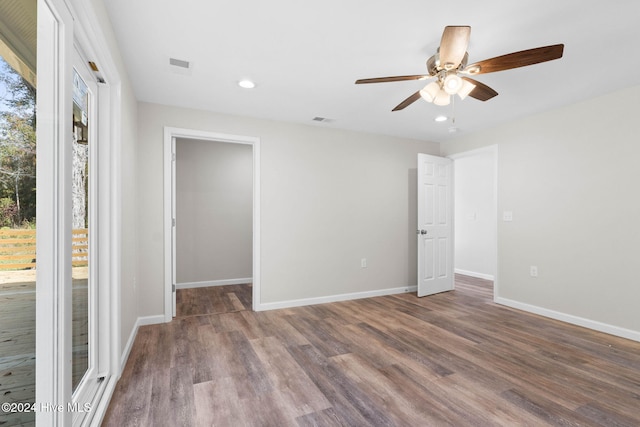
[[427, 52, 469, 75]]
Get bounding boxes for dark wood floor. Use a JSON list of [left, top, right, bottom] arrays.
[[102, 278, 640, 426], [176, 283, 253, 317]]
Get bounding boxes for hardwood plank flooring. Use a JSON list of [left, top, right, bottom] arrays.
[[176, 284, 252, 317], [102, 279, 640, 426]]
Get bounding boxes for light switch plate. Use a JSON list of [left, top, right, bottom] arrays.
[[503, 211, 513, 222]]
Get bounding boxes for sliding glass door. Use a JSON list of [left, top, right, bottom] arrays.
[[35, 0, 118, 423], [70, 47, 100, 424]]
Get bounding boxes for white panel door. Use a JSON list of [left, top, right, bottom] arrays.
[[417, 153, 454, 297]]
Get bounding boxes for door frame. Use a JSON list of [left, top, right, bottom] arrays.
[[36, 0, 122, 424], [163, 127, 261, 319], [70, 45, 101, 425]]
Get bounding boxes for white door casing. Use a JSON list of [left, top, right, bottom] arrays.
[[164, 127, 261, 319], [417, 153, 454, 297], [36, 1, 74, 424], [36, 1, 123, 424], [171, 137, 177, 317]]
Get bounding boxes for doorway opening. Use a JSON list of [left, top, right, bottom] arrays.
[[174, 138, 253, 316], [450, 145, 498, 299], [163, 128, 260, 320]]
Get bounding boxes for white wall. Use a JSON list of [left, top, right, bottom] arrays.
[[452, 148, 496, 280], [176, 139, 252, 284], [137, 102, 440, 314], [441, 85, 640, 339]]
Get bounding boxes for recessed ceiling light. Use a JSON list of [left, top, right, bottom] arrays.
[[238, 79, 255, 89], [448, 127, 459, 133], [434, 115, 448, 122]]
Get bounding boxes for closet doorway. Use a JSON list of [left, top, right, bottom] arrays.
[[175, 138, 252, 316], [163, 128, 261, 319]]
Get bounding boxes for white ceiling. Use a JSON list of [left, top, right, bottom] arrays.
[[104, 0, 640, 143]]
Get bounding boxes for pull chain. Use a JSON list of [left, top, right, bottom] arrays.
[[451, 94, 456, 125]]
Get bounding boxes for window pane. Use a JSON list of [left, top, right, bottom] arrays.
[[0, 1, 37, 423], [71, 70, 89, 393]]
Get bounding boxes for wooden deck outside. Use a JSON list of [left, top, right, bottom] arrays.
[[0, 267, 88, 427]]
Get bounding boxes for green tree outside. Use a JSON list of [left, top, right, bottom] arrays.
[[0, 56, 36, 228]]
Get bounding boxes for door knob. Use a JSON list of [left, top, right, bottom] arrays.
[[416, 229, 428, 235]]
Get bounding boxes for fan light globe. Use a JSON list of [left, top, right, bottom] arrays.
[[457, 79, 476, 100], [420, 81, 440, 102], [433, 89, 451, 106], [443, 74, 462, 95]]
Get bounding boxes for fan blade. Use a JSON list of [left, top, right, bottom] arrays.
[[461, 77, 498, 101], [355, 75, 430, 84], [464, 44, 564, 75], [392, 91, 422, 111], [439, 26, 471, 70]]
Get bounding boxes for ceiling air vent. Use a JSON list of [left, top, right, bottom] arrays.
[[312, 117, 333, 123], [169, 57, 190, 69], [168, 57, 193, 75]]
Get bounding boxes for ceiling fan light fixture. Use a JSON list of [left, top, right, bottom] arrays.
[[457, 79, 476, 100], [443, 73, 462, 95], [355, 26, 564, 112], [433, 89, 451, 106], [420, 81, 440, 103]]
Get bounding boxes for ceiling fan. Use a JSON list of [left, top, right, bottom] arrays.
[[355, 26, 564, 111]]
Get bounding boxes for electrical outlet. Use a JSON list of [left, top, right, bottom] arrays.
[[530, 266, 538, 277], [361, 258, 367, 268]]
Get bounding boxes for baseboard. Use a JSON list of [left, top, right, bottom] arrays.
[[455, 269, 494, 281], [495, 297, 640, 343], [176, 277, 252, 289], [256, 285, 417, 311], [120, 315, 166, 370]]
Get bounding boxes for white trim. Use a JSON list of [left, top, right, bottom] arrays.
[[164, 127, 261, 320], [36, 1, 73, 425], [66, 0, 126, 383], [68, 2, 124, 425], [454, 269, 494, 281], [447, 145, 497, 161], [138, 315, 167, 326], [163, 133, 172, 320], [86, 376, 117, 427], [496, 297, 640, 343], [35, 0, 123, 424], [258, 286, 416, 311], [177, 278, 252, 289]]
